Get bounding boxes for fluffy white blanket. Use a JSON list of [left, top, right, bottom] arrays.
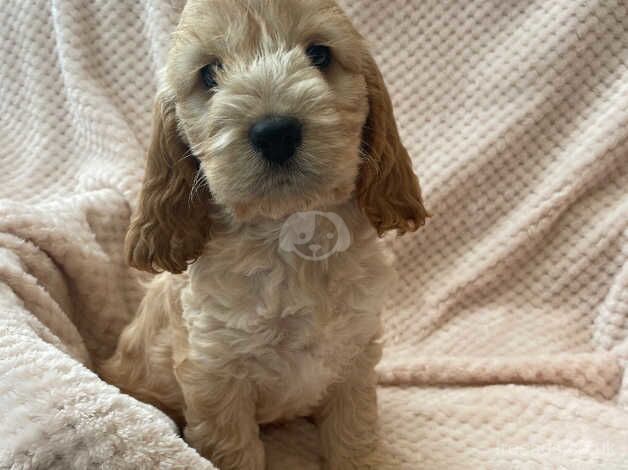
[[1, 0, 627, 468]]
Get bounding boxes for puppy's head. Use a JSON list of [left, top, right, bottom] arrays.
[[127, 0, 428, 273]]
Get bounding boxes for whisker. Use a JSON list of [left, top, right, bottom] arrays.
[[188, 169, 209, 207], [175, 149, 198, 165]]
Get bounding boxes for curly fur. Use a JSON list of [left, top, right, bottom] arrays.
[[358, 55, 430, 235], [101, 1, 427, 468], [125, 98, 213, 274]]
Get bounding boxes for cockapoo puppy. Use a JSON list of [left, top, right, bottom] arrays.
[[101, 0, 427, 468]]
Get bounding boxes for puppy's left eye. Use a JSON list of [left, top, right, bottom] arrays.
[[306, 44, 332, 69], [200, 62, 222, 89]]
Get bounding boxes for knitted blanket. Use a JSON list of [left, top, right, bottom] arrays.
[[1, 0, 627, 468]]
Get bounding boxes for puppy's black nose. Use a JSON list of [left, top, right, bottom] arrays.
[[249, 116, 302, 165]]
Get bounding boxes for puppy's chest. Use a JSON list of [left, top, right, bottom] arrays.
[[184, 239, 388, 422], [251, 297, 367, 422]]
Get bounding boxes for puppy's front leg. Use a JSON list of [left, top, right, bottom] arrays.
[[316, 342, 382, 470], [176, 359, 265, 470]]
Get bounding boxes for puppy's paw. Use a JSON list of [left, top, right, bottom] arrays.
[[185, 425, 265, 470], [323, 449, 386, 470]]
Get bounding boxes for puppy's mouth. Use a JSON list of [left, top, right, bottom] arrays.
[[260, 160, 317, 187], [227, 145, 357, 221], [232, 179, 353, 221]]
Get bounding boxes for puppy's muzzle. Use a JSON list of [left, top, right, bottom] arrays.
[[249, 116, 302, 165]]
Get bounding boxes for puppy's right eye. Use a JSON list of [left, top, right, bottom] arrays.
[[200, 62, 221, 89], [306, 44, 332, 70]]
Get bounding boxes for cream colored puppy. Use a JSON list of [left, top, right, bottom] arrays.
[[101, 0, 427, 468]]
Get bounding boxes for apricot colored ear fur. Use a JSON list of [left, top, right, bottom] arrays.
[[125, 98, 212, 274], [357, 53, 429, 235]]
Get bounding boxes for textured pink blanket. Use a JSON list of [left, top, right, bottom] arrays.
[[1, 1, 627, 468]]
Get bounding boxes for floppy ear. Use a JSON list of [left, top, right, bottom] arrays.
[[125, 96, 212, 274], [357, 53, 429, 236]]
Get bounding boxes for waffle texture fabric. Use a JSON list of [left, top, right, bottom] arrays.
[[1, 0, 627, 468]]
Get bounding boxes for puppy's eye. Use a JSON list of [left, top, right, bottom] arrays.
[[200, 62, 222, 89], [306, 44, 332, 69]]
